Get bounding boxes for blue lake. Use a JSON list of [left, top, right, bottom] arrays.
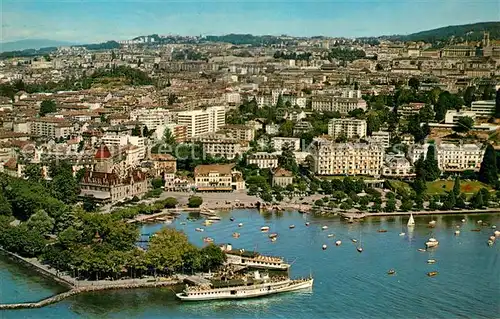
[[1, 210, 499, 318]]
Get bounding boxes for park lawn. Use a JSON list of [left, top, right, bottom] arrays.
[[387, 180, 412, 194], [426, 180, 492, 195]]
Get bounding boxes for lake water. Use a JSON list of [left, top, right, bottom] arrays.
[[1, 210, 499, 318]]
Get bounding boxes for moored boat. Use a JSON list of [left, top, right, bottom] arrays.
[[387, 269, 396, 275], [356, 247, 363, 253], [208, 216, 221, 221], [427, 271, 438, 277], [399, 232, 405, 236], [269, 233, 278, 239], [327, 234, 335, 238], [335, 240, 342, 246], [425, 238, 439, 248], [321, 226, 328, 230], [427, 259, 436, 264], [407, 213, 415, 226], [305, 222, 310, 226], [428, 220, 436, 227], [230, 217, 235, 222], [238, 223, 243, 227], [232, 232, 240, 238], [203, 237, 214, 243], [418, 248, 426, 252], [494, 230, 500, 237], [322, 244, 327, 250], [195, 228, 204, 232], [487, 240, 494, 246], [351, 238, 358, 243], [455, 230, 460, 235], [378, 229, 387, 233], [261, 226, 270, 232], [289, 225, 295, 229]]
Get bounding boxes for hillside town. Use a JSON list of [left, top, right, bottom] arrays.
[[0, 31, 499, 213]]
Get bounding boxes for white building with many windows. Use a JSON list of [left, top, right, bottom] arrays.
[[29, 118, 74, 139], [409, 142, 485, 172], [130, 108, 176, 129], [471, 100, 495, 117], [311, 96, 367, 113], [271, 137, 301, 151], [100, 134, 146, 159], [328, 118, 367, 139], [310, 138, 384, 176], [194, 133, 249, 160], [246, 152, 280, 169], [177, 106, 225, 138]]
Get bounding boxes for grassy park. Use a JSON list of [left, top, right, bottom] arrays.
[[425, 180, 492, 195]]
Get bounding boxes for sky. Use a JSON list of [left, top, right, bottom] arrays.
[[1, 0, 499, 43]]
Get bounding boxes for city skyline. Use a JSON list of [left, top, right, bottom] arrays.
[[1, 0, 498, 43]]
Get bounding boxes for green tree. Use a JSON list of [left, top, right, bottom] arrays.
[[472, 191, 484, 209], [39, 100, 57, 116], [163, 197, 178, 208], [163, 128, 176, 146], [275, 192, 284, 202], [199, 244, 227, 272], [279, 120, 294, 137], [278, 147, 298, 174], [453, 116, 474, 133], [51, 170, 79, 204], [463, 86, 476, 106], [441, 191, 456, 210], [478, 144, 499, 186], [0, 191, 12, 216], [453, 176, 461, 196], [408, 77, 420, 91], [261, 192, 273, 203], [418, 104, 435, 123], [424, 145, 441, 181], [152, 178, 164, 189], [27, 210, 55, 235], [385, 199, 396, 212], [188, 196, 203, 208], [23, 164, 42, 182], [400, 199, 414, 212]]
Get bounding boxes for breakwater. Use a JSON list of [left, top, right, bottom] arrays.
[[0, 280, 180, 310]]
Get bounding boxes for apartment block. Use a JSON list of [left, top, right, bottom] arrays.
[[30, 118, 74, 139], [311, 96, 367, 113], [218, 124, 255, 142], [328, 118, 367, 139], [100, 134, 146, 159], [369, 131, 391, 148], [177, 106, 225, 138], [471, 100, 495, 118], [409, 143, 485, 172], [246, 152, 280, 169], [194, 164, 245, 191], [195, 133, 249, 160], [310, 138, 384, 176], [271, 137, 301, 151]]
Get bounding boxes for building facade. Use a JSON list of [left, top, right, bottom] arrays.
[[311, 96, 367, 114], [246, 152, 280, 169], [410, 143, 485, 172], [310, 138, 384, 176], [177, 106, 225, 138], [194, 164, 245, 191], [328, 118, 367, 139]]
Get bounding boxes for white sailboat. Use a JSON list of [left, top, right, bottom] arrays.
[[407, 213, 415, 227]]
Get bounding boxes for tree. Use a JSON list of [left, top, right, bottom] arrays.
[[472, 191, 484, 209], [163, 197, 178, 208], [152, 178, 164, 189], [478, 144, 499, 186], [385, 199, 396, 212], [321, 181, 333, 194], [23, 164, 42, 182], [39, 100, 57, 116], [51, 170, 79, 204], [163, 128, 176, 146], [199, 244, 226, 272], [400, 199, 414, 212], [278, 147, 298, 174], [441, 191, 456, 210], [0, 191, 12, 216], [453, 116, 474, 133], [463, 86, 476, 107], [453, 176, 461, 196], [132, 125, 142, 137], [276, 94, 284, 108], [408, 77, 420, 91], [418, 104, 435, 123], [187, 196, 203, 208], [424, 145, 441, 181], [279, 120, 294, 137], [27, 210, 55, 235], [275, 193, 284, 202], [261, 192, 273, 203]]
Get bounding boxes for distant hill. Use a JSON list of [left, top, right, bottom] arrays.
[[0, 39, 78, 52], [384, 22, 500, 43]]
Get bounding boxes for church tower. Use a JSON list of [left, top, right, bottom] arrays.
[[94, 143, 113, 173]]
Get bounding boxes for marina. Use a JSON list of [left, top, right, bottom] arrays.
[[1, 209, 499, 318]]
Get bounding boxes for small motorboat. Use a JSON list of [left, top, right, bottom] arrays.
[[203, 237, 214, 243], [427, 259, 437, 264], [425, 238, 439, 248], [399, 232, 405, 236], [230, 217, 235, 222], [180, 222, 187, 225], [494, 230, 500, 237], [261, 226, 270, 232], [489, 235, 496, 241], [387, 269, 396, 275], [492, 225, 497, 229], [305, 222, 310, 226], [378, 229, 388, 233], [289, 225, 295, 229], [461, 219, 466, 223], [471, 228, 481, 232], [207, 216, 221, 221], [322, 226, 328, 230], [487, 240, 494, 246], [271, 237, 277, 242], [195, 228, 204, 232], [335, 240, 342, 246], [327, 234, 335, 238], [427, 271, 438, 277], [351, 238, 358, 243], [357, 247, 363, 253], [428, 220, 436, 227], [202, 220, 212, 226], [238, 223, 243, 227], [455, 230, 460, 235], [269, 233, 278, 239], [232, 232, 240, 238], [418, 248, 426, 252], [322, 244, 327, 250], [477, 220, 483, 224]]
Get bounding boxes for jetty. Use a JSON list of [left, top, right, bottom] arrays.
[[340, 208, 500, 220]]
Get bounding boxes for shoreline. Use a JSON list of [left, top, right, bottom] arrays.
[[339, 208, 500, 220]]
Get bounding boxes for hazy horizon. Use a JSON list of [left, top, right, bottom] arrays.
[[1, 0, 498, 43]]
